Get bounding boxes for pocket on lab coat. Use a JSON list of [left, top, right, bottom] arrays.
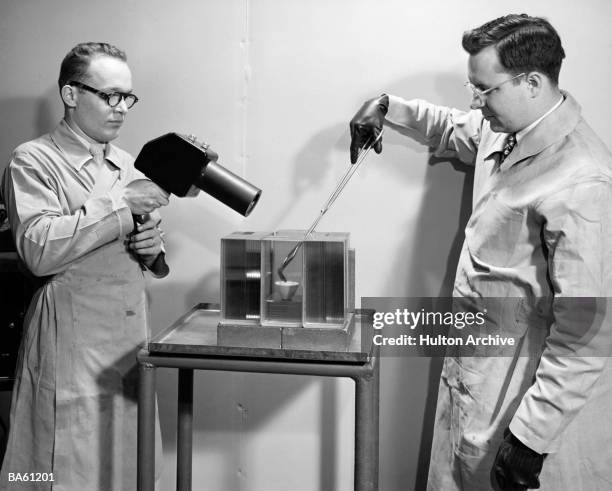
[[514, 297, 552, 330], [443, 358, 484, 443], [71, 286, 118, 347], [450, 296, 531, 358], [436, 356, 508, 490], [442, 357, 505, 449], [465, 193, 525, 268], [119, 278, 148, 346]]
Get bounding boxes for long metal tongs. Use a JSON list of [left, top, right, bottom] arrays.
[[277, 130, 384, 282]]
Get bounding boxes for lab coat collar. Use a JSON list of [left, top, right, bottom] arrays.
[[498, 91, 580, 170], [50, 120, 127, 177]]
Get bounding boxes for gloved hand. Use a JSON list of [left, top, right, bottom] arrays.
[[492, 429, 545, 491], [349, 94, 389, 164]]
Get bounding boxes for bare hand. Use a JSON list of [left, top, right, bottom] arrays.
[[123, 179, 170, 215], [128, 214, 164, 265]]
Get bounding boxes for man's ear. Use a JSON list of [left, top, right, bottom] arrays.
[[525, 72, 544, 98], [61, 84, 78, 108]]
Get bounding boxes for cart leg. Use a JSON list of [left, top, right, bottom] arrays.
[[138, 362, 157, 491], [373, 356, 380, 486], [177, 368, 194, 491], [354, 358, 380, 491]]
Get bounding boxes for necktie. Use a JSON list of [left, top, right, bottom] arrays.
[[500, 133, 516, 163], [88, 144, 112, 191], [89, 144, 106, 166]]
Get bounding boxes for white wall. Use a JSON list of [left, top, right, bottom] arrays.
[[1, 1, 612, 489]]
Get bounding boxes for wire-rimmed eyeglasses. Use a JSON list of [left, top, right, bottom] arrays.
[[464, 72, 526, 101], [69, 80, 139, 109]]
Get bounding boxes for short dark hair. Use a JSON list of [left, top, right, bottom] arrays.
[[462, 14, 565, 84], [58, 42, 127, 92]]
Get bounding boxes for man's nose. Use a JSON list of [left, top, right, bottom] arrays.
[[114, 98, 129, 114], [470, 94, 485, 110]]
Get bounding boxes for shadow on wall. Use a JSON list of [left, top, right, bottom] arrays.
[[0, 87, 60, 175], [383, 73, 473, 490], [261, 122, 349, 228], [275, 70, 474, 489], [160, 198, 239, 257], [410, 156, 473, 489], [0, 87, 59, 467], [271, 70, 474, 221]]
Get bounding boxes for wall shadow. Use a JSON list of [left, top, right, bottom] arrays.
[[0, 88, 60, 176], [0, 87, 59, 468], [263, 122, 349, 229], [263, 70, 476, 490], [406, 153, 473, 490], [345, 71, 473, 490]]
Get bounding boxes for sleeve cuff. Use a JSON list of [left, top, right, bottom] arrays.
[[509, 416, 561, 455], [106, 189, 134, 236]]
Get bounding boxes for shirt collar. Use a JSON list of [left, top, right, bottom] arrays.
[[515, 95, 564, 143], [50, 119, 126, 174], [484, 91, 576, 162], [498, 91, 581, 169]]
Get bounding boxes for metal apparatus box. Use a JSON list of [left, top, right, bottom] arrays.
[[218, 230, 355, 349]]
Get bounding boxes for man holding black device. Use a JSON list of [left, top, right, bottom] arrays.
[[1, 42, 170, 490]]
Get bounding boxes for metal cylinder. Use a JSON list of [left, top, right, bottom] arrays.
[[196, 161, 262, 217]]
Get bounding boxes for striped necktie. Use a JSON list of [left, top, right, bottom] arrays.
[[500, 133, 516, 163]]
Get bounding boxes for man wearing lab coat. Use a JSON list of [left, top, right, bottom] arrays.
[[350, 14, 612, 491], [0, 42, 169, 490]]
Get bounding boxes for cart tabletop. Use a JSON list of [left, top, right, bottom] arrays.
[[147, 303, 374, 363]]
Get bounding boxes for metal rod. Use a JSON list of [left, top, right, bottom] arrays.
[[177, 369, 194, 491], [354, 347, 380, 491], [354, 348, 379, 491], [277, 130, 384, 281], [355, 372, 377, 491], [138, 351, 375, 379], [373, 349, 380, 487], [137, 362, 157, 491]]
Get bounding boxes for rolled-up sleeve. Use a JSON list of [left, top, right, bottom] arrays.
[[509, 177, 612, 453], [385, 95, 483, 165], [3, 151, 133, 277]]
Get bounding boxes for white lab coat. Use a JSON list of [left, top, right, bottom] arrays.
[[386, 93, 612, 490], [0, 121, 164, 490]]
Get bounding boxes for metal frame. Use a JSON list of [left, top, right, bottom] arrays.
[[137, 348, 380, 491]]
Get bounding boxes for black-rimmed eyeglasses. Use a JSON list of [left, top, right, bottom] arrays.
[[69, 80, 139, 109]]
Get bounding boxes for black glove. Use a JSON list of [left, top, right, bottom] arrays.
[[349, 94, 389, 164], [492, 429, 545, 491]]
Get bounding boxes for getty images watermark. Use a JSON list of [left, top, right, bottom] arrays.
[[360, 297, 612, 357], [371, 307, 515, 347]]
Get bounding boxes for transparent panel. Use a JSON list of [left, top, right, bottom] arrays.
[[261, 231, 305, 327], [303, 238, 347, 327], [220, 231, 269, 325]]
